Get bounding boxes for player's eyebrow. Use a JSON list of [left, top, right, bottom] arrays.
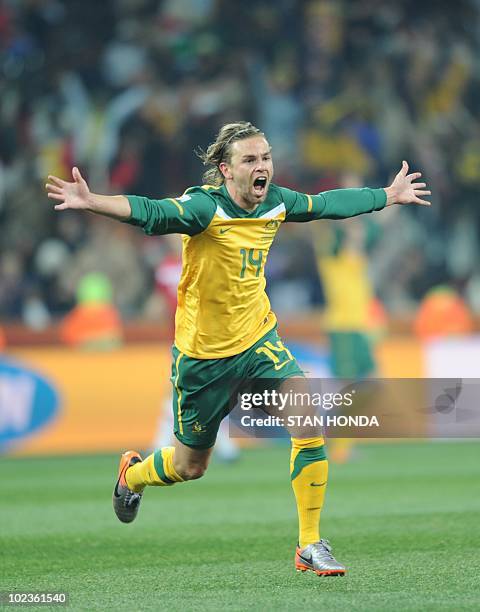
[[241, 151, 271, 161]]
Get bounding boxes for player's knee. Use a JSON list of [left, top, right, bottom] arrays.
[[179, 463, 207, 481]]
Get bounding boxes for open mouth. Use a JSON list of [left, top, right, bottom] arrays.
[[253, 176, 268, 196]]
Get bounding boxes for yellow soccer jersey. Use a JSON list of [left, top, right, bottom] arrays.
[[127, 184, 386, 358]]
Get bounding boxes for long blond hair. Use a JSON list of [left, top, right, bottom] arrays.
[[198, 122, 264, 186]]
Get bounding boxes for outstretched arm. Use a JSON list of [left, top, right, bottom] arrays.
[[46, 167, 131, 220], [384, 161, 431, 207], [46, 169, 217, 236], [284, 160, 431, 222]]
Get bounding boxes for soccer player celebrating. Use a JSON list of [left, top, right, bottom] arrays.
[[46, 122, 430, 576]]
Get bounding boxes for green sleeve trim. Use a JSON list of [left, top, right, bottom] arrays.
[[290, 446, 327, 481]]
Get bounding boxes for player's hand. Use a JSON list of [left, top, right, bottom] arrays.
[[385, 161, 431, 207], [45, 167, 92, 211]]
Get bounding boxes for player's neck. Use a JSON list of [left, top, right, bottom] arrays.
[[224, 182, 259, 211]]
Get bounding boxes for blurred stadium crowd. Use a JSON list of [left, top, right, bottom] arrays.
[[1, 0, 480, 327]]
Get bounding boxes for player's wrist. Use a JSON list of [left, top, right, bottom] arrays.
[[85, 194, 98, 213], [87, 193, 132, 219], [384, 186, 398, 207]]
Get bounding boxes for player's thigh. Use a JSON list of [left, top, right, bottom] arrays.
[[171, 346, 232, 451], [257, 375, 323, 439], [246, 327, 304, 379], [246, 329, 322, 439], [276, 375, 323, 439]]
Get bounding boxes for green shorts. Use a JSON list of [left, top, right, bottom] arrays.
[[171, 327, 304, 449], [328, 331, 376, 378]]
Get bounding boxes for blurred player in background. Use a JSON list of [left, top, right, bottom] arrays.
[[314, 219, 379, 463], [46, 121, 430, 577], [313, 173, 387, 463]]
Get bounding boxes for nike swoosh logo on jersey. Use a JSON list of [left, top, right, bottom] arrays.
[[219, 227, 233, 234], [310, 481, 327, 487], [274, 359, 293, 371]]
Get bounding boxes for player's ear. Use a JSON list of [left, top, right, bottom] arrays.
[[219, 162, 232, 180]]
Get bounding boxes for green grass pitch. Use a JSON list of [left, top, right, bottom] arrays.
[[2, 441, 480, 611]]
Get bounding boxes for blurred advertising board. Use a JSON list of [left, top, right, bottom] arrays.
[[1, 336, 478, 456], [1, 345, 171, 456]]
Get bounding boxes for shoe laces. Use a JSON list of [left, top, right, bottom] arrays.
[[125, 490, 142, 507], [311, 539, 334, 561]]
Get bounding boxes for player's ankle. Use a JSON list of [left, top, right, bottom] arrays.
[[125, 467, 145, 492]]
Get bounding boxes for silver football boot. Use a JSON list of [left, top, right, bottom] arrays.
[[295, 539, 346, 576]]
